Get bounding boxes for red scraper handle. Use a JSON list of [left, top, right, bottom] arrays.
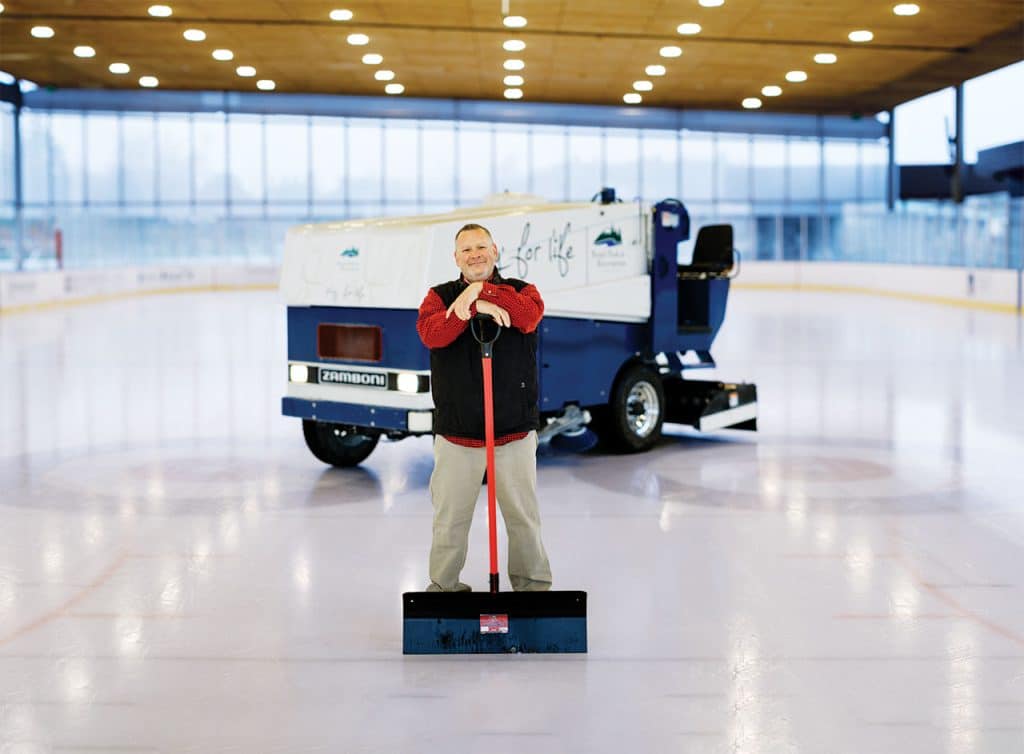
[[481, 351, 499, 593], [472, 314, 502, 594]]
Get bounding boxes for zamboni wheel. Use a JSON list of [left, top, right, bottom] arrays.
[[302, 420, 379, 467], [605, 363, 665, 452]]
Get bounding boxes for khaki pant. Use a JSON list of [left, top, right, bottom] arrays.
[[428, 431, 552, 592]]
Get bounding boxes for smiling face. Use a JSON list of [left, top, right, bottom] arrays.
[[454, 227, 499, 282]]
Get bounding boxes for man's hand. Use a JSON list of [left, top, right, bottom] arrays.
[[446, 281, 483, 321], [475, 300, 510, 328]]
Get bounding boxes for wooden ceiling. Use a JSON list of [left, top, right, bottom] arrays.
[[0, 1, 1021, 113]]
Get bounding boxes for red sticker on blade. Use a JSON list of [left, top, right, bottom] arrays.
[[480, 614, 509, 634]]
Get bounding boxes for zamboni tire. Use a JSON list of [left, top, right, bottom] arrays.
[[302, 420, 380, 467], [605, 363, 665, 453]]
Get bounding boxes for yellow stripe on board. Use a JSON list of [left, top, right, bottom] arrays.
[[733, 282, 1021, 315], [0, 283, 279, 315]]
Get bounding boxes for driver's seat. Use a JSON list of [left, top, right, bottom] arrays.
[[678, 224, 734, 278]]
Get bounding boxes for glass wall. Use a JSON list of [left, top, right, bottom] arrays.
[[0, 102, 13, 269], [840, 195, 1023, 269], [1, 97, 1018, 273], [0, 102, 12, 208]]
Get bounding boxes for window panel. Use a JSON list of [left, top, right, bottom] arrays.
[[458, 123, 492, 203], [568, 127, 601, 201], [311, 116, 344, 205], [530, 125, 566, 201], [753, 216, 781, 260], [494, 123, 529, 195], [157, 113, 192, 203], [716, 133, 750, 202], [789, 136, 821, 202], [193, 113, 226, 205], [752, 134, 785, 203], [21, 110, 50, 205], [384, 120, 418, 202], [824, 140, 859, 201], [348, 118, 383, 202], [781, 217, 802, 260], [266, 115, 308, 203], [228, 114, 265, 205], [0, 103, 13, 206], [681, 131, 713, 202], [85, 112, 119, 203], [862, 139, 889, 201], [641, 129, 678, 202], [421, 121, 456, 202], [605, 128, 640, 201], [51, 111, 84, 204], [122, 113, 155, 205]]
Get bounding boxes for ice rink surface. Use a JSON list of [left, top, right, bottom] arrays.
[[1, 289, 1022, 753]]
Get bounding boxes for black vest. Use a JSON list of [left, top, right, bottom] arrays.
[[429, 276, 540, 440]]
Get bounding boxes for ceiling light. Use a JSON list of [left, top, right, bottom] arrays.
[[504, 88, 523, 100], [677, 23, 702, 35], [503, 16, 527, 28], [761, 85, 782, 96], [0, 4, 5, 14], [374, 69, 395, 81], [257, 79, 276, 91], [109, 62, 130, 74], [785, 70, 807, 82], [385, 83, 404, 94], [623, 93, 642, 104], [139, 76, 159, 87], [73, 46, 96, 58], [848, 30, 873, 42], [183, 29, 206, 42], [660, 46, 683, 58], [645, 64, 666, 76], [699, 0, 724, 6], [633, 80, 653, 91], [893, 3, 920, 15], [742, 97, 762, 109], [503, 59, 525, 71], [147, 5, 172, 17], [362, 53, 383, 64], [814, 52, 837, 64], [329, 9, 354, 21], [31, 26, 56, 39], [503, 39, 526, 52], [503, 75, 524, 86], [212, 49, 234, 61], [347, 33, 369, 45], [236, 66, 256, 77]]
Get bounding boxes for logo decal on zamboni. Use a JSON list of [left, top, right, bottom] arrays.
[[593, 227, 622, 247], [319, 368, 386, 388]]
